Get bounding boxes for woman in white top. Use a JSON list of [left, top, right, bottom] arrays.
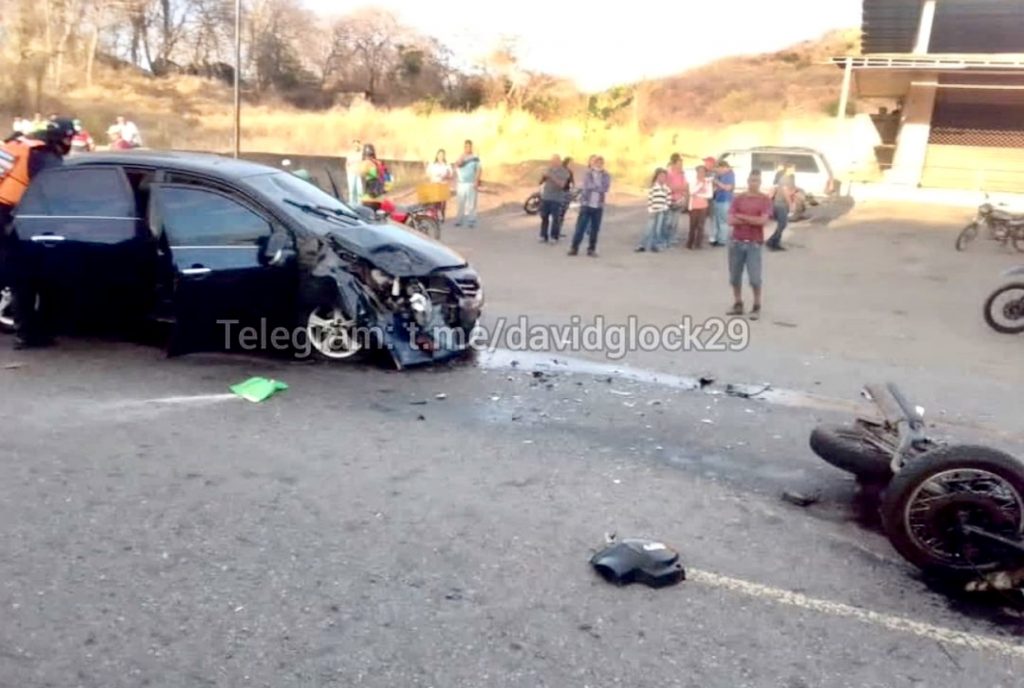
[[426, 149, 453, 221]]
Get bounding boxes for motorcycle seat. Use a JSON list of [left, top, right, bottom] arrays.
[[992, 209, 1024, 222]]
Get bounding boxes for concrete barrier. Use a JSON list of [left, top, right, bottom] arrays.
[[183, 151, 429, 202]]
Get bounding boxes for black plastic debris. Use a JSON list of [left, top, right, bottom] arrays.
[[590, 537, 685, 588], [698, 376, 715, 389]]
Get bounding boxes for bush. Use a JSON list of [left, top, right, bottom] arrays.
[[823, 97, 857, 117]]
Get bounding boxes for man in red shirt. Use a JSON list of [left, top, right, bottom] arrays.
[[726, 170, 773, 320]]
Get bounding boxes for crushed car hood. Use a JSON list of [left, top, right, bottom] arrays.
[[326, 221, 467, 276]]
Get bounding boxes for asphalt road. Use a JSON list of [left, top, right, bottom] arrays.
[[2, 339, 1023, 688], [2, 198, 1024, 687]]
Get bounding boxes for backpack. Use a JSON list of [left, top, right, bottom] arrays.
[[365, 159, 391, 198]]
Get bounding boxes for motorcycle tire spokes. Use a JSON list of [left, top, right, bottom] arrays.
[[881, 445, 1024, 578], [904, 468, 1024, 569], [1012, 226, 1024, 253], [983, 283, 1024, 334]]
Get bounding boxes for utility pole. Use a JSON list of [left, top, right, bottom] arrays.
[[233, 0, 241, 158]]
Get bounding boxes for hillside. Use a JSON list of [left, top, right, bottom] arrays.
[[638, 29, 861, 125], [5, 29, 864, 185]]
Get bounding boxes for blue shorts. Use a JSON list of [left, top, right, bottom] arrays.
[[728, 240, 764, 288]]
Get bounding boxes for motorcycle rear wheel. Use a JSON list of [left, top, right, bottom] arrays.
[[1011, 226, 1024, 254], [880, 445, 1024, 579], [523, 193, 541, 215], [983, 282, 1024, 334], [955, 222, 978, 251]]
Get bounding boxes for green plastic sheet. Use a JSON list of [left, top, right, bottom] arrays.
[[230, 377, 289, 403]]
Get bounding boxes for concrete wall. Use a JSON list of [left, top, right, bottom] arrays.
[[210, 151, 429, 201], [922, 145, 1024, 192], [888, 79, 937, 185]]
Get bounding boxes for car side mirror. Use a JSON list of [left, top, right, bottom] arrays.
[[264, 232, 294, 266]]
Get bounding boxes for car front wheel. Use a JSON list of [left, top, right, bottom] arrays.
[[304, 305, 364, 361]]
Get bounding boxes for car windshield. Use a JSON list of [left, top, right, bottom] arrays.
[[247, 172, 361, 225]]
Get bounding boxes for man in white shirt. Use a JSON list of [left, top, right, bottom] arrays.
[[116, 116, 143, 147]]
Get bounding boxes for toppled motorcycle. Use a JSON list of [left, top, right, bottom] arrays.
[[810, 383, 1024, 584]]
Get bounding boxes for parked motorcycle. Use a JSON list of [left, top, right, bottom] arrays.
[[524, 187, 582, 216], [810, 383, 1024, 582], [955, 198, 1024, 252], [377, 198, 442, 240], [983, 266, 1024, 335]]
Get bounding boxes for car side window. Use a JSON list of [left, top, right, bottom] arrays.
[[17, 167, 135, 218], [751, 153, 780, 173], [781, 154, 820, 174], [158, 186, 271, 247]]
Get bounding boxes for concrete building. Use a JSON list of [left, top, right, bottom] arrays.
[[833, 0, 1024, 192]]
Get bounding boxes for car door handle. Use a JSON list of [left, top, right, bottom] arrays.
[[181, 266, 212, 276], [30, 234, 66, 243]]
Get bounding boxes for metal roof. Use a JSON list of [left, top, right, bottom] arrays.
[[861, 0, 1024, 55], [862, 0, 922, 54]]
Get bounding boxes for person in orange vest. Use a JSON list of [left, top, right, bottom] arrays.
[[1, 117, 75, 348]]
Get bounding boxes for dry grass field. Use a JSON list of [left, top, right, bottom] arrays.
[[12, 30, 868, 187]]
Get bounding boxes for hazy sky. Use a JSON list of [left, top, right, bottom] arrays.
[[303, 0, 862, 91]]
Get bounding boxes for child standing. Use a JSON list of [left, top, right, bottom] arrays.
[[636, 168, 671, 253]]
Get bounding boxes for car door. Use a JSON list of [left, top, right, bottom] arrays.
[[13, 165, 152, 321], [148, 183, 297, 352]]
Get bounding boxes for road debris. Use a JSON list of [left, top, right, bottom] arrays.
[[434, 393, 447, 400], [698, 375, 715, 388], [2, 363, 23, 370], [725, 383, 773, 399], [229, 377, 288, 403], [781, 490, 821, 507], [590, 536, 686, 588], [409, 400, 428, 406], [609, 389, 632, 397]]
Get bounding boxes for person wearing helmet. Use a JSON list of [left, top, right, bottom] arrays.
[[1, 117, 74, 348], [359, 143, 392, 210]]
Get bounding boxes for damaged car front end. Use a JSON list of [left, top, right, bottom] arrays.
[[303, 231, 484, 368], [256, 173, 485, 368]]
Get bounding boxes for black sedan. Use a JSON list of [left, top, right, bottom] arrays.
[[1, 151, 483, 367]]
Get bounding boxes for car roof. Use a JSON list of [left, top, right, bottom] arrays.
[[63, 150, 280, 180], [723, 146, 825, 156]]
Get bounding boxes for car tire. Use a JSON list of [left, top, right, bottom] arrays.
[[302, 303, 365, 362], [809, 423, 894, 480], [0, 286, 14, 334], [880, 445, 1024, 578]]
